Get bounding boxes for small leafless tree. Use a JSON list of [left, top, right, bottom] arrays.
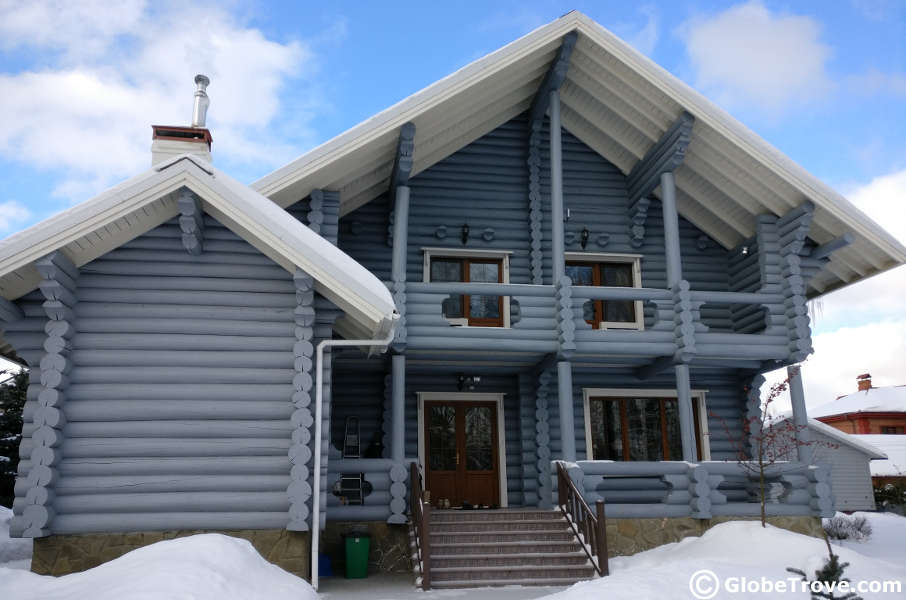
[[713, 368, 836, 527]]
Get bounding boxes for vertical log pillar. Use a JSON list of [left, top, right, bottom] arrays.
[[787, 365, 813, 465], [549, 90, 565, 284], [391, 354, 406, 463], [535, 369, 553, 508], [391, 186, 409, 352], [557, 361, 576, 461], [288, 268, 316, 531], [661, 172, 698, 462]]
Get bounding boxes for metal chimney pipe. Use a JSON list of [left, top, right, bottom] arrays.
[[192, 74, 210, 127]]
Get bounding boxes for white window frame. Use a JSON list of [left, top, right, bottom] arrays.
[[565, 252, 644, 331], [581, 387, 711, 461], [416, 391, 509, 507], [422, 247, 512, 328]]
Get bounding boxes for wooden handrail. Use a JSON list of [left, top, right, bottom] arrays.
[[556, 461, 609, 576], [409, 462, 432, 590]]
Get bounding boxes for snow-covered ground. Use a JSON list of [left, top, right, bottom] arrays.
[[0, 508, 903, 599], [542, 512, 906, 600], [0, 506, 31, 570]]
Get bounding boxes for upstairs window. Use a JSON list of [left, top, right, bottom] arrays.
[[565, 253, 643, 330], [423, 249, 512, 328], [881, 426, 904, 435]]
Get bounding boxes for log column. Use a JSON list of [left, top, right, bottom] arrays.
[[661, 172, 698, 462], [787, 365, 813, 465]]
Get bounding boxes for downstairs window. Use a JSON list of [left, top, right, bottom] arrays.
[[584, 392, 709, 461]]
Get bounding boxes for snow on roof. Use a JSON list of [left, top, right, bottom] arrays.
[[251, 10, 906, 297], [809, 385, 906, 419], [805, 418, 887, 459], [851, 435, 906, 477], [0, 155, 397, 341]]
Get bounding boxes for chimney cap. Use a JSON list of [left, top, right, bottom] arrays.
[[857, 373, 872, 391], [195, 74, 210, 87]]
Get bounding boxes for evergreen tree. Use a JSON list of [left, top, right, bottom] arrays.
[[787, 552, 862, 600], [0, 368, 28, 508]]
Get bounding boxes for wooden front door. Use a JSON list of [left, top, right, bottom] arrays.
[[423, 400, 499, 507]]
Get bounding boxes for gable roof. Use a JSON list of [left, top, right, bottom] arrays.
[[251, 11, 906, 297], [810, 385, 906, 419], [0, 155, 397, 340], [805, 418, 887, 460]]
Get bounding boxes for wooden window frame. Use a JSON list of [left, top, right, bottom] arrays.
[[582, 388, 710, 461], [565, 252, 643, 330], [880, 426, 905, 435], [422, 248, 512, 328]]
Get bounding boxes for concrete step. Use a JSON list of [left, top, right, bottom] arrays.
[[433, 551, 591, 568], [429, 529, 575, 544], [431, 519, 570, 533], [430, 577, 591, 589], [430, 509, 562, 523], [430, 540, 583, 556], [431, 564, 596, 583]]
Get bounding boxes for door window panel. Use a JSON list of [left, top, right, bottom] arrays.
[[464, 406, 493, 471], [428, 405, 457, 470], [589, 396, 623, 460]]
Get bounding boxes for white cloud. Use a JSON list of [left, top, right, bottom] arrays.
[[765, 320, 906, 413], [0, 201, 31, 233], [0, 1, 326, 202], [677, 1, 832, 112], [764, 168, 906, 411]]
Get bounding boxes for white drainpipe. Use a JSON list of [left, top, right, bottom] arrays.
[[310, 317, 398, 590]]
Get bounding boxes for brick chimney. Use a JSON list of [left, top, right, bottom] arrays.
[[857, 373, 872, 391], [151, 75, 212, 166]]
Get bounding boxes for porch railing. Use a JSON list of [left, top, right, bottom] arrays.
[[566, 460, 834, 519], [409, 462, 432, 590], [556, 461, 609, 576]]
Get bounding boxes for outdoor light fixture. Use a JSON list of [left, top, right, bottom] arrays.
[[580, 227, 590, 250], [741, 246, 749, 256], [457, 373, 481, 391], [461, 223, 470, 245]]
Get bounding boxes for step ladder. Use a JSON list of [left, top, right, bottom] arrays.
[[340, 416, 364, 505]]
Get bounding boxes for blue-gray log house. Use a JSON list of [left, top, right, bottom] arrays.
[[3, 10, 905, 585]]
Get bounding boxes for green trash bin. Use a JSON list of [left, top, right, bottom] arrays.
[[343, 532, 371, 579]]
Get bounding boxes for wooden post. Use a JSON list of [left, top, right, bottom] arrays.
[[661, 172, 698, 462], [787, 365, 813, 465], [549, 89, 565, 284], [391, 185, 409, 352], [391, 354, 405, 463], [596, 499, 609, 575], [557, 361, 576, 461]]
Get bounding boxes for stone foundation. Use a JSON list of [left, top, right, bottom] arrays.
[[32, 529, 310, 578], [604, 515, 824, 557], [30, 515, 819, 578]]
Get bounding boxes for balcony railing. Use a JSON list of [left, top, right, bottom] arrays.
[[399, 281, 795, 362], [555, 460, 834, 519]]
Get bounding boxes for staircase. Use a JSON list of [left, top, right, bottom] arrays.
[[411, 508, 597, 588]]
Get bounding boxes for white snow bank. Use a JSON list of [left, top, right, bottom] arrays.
[[0, 533, 317, 600], [0, 505, 32, 570], [541, 518, 906, 600]]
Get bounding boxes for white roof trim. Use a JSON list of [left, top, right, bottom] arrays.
[[0, 155, 397, 339], [805, 418, 887, 459], [250, 10, 906, 296]]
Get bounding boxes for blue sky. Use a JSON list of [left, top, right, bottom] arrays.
[[0, 0, 904, 406]]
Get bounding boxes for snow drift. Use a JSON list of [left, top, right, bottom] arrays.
[[0, 532, 317, 600]]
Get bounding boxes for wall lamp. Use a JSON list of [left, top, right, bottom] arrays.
[[461, 223, 470, 245], [457, 373, 481, 391], [580, 227, 590, 250]]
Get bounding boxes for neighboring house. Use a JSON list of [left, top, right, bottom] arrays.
[[811, 374, 906, 434], [3, 11, 906, 588], [772, 417, 886, 511], [852, 434, 906, 485]]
